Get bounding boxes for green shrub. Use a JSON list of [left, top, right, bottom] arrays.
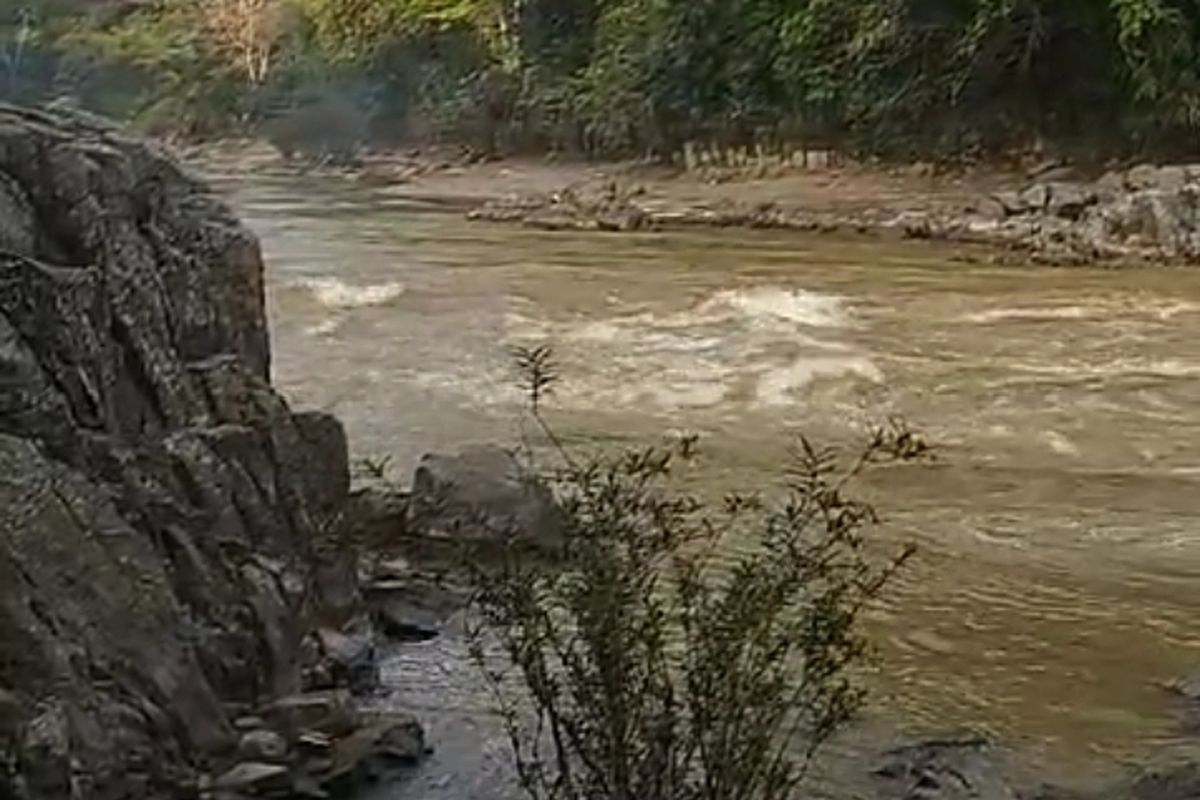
[[467, 347, 921, 800]]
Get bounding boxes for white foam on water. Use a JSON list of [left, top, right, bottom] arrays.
[[495, 286, 877, 415], [1153, 301, 1200, 320], [1013, 359, 1200, 379], [569, 321, 726, 355], [612, 367, 734, 410], [959, 306, 1096, 324], [295, 277, 406, 310], [959, 299, 1200, 325], [696, 286, 848, 328], [405, 287, 875, 415], [1043, 431, 1081, 457], [407, 364, 524, 408], [1170, 466, 1200, 477], [305, 318, 341, 337], [754, 356, 883, 408]]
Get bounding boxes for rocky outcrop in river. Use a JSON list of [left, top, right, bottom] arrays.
[[468, 163, 1200, 265], [0, 104, 420, 798], [978, 163, 1200, 263]]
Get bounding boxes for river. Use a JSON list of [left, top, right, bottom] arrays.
[[206, 161, 1200, 794]]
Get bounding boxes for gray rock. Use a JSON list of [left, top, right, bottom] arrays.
[[310, 550, 363, 631], [371, 596, 444, 642], [0, 104, 356, 795], [1160, 671, 1200, 733], [346, 480, 410, 549], [18, 704, 72, 798], [1112, 191, 1200, 252], [1045, 182, 1097, 220], [871, 737, 1022, 800], [213, 761, 290, 793], [264, 691, 358, 740], [322, 713, 427, 792], [1096, 170, 1127, 196], [0, 689, 21, 742], [1018, 183, 1052, 212], [1162, 672, 1200, 704], [1032, 164, 1080, 184], [968, 195, 1009, 221], [958, 162, 1200, 261], [0, 173, 34, 255], [1130, 762, 1200, 800], [408, 444, 564, 544], [237, 730, 290, 764], [1151, 165, 1190, 192], [365, 573, 466, 642], [314, 628, 379, 695], [1126, 163, 1163, 190], [992, 191, 1025, 216], [1118, 164, 1193, 193]]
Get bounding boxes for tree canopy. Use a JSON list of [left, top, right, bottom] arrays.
[[6, 0, 1200, 157]]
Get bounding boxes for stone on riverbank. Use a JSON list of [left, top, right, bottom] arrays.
[[470, 180, 654, 232], [408, 444, 564, 544], [468, 163, 1200, 264], [871, 737, 1026, 800], [237, 729, 290, 764]]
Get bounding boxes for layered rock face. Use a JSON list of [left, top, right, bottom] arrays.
[[0, 104, 351, 797]]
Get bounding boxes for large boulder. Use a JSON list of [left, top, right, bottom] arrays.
[[407, 444, 564, 545], [970, 162, 1200, 261], [0, 104, 354, 798], [869, 737, 1026, 800]]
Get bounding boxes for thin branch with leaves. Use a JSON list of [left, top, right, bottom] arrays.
[[466, 343, 924, 800]]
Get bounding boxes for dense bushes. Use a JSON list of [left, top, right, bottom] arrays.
[[8, 0, 1200, 159]]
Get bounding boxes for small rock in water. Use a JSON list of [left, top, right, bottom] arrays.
[[1045, 182, 1097, 220], [320, 713, 428, 794], [1160, 672, 1200, 703], [238, 729, 290, 764], [1131, 762, 1200, 800], [1157, 671, 1200, 734], [872, 737, 1022, 800], [365, 574, 464, 643], [372, 598, 442, 642]]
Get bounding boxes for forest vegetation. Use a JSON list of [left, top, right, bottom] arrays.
[[6, 1, 1200, 161]]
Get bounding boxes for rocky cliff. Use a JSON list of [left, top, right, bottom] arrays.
[[0, 104, 354, 798]]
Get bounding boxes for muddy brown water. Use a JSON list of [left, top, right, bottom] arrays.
[[205, 162, 1200, 793]]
